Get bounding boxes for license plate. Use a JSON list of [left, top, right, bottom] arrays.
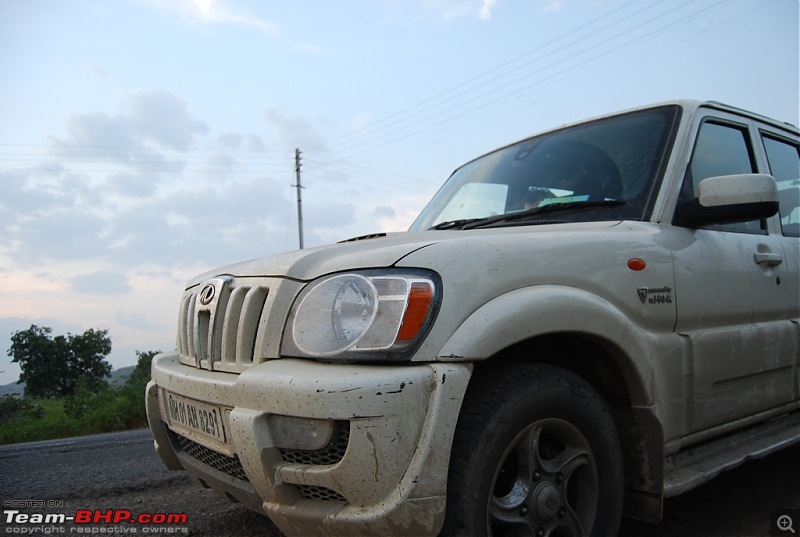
[[165, 392, 226, 444]]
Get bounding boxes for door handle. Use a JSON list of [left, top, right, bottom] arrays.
[[754, 252, 783, 267]]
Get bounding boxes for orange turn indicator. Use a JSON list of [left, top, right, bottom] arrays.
[[397, 282, 433, 341]]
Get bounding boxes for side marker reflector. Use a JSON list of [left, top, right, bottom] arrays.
[[627, 258, 647, 271]]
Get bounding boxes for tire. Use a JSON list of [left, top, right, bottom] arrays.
[[441, 363, 623, 537]]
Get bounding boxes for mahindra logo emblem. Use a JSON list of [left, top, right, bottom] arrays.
[[199, 284, 216, 305], [637, 288, 648, 304]]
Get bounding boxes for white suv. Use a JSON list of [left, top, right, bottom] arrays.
[[146, 100, 799, 537]]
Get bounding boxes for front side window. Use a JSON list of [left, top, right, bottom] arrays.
[[409, 106, 680, 231], [678, 120, 761, 234], [762, 134, 800, 237], [689, 122, 755, 180]]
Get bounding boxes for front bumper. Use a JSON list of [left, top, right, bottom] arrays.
[[146, 352, 471, 537]]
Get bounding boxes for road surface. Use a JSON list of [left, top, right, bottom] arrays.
[[0, 429, 797, 536]]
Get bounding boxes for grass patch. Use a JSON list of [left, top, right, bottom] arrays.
[[0, 388, 149, 445], [0, 352, 154, 445], [0, 398, 77, 444]]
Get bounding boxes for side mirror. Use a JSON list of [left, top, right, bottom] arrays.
[[673, 173, 779, 228]]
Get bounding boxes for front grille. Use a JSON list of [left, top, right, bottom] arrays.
[[168, 428, 249, 482], [177, 278, 270, 372], [279, 421, 351, 465], [296, 485, 347, 502]]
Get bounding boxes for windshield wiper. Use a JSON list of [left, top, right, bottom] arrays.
[[461, 199, 626, 230], [428, 218, 486, 230], [427, 200, 625, 231]]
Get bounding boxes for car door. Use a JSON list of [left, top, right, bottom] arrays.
[[759, 129, 800, 406], [671, 112, 796, 433]]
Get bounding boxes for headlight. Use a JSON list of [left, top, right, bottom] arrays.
[[282, 270, 440, 360]]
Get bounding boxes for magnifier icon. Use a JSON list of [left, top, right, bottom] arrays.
[[778, 515, 796, 534]]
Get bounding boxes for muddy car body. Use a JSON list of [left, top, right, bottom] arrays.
[[147, 100, 800, 536]]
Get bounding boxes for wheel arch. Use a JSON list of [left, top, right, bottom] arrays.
[[437, 285, 656, 405], [475, 334, 664, 521], [438, 286, 667, 521]]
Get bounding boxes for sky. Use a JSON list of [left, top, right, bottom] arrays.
[[0, 0, 798, 386]]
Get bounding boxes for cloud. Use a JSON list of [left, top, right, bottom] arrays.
[[263, 106, 328, 152], [13, 209, 110, 264], [146, 0, 279, 35], [70, 270, 133, 295], [0, 155, 291, 270], [350, 112, 374, 134], [371, 205, 396, 218], [83, 64, 109, 77], [245, 135, 267, 153], [33, 161, 65, 175], [217, 132, 243, 149], [198, 151, 237, 180], [0, 171, 51, 226], [479, 0, 497, 19], [542, 0, 563, 13], [217, 133, 267, 152], [56, 112, 136, 149], [46, 90, 206, 179], [101, 175, 292, 268], [0, 170, 111, 262], [0, 92, 391, 279], [104, 172, 160, 198], [305, 200, 357, 230], [430, 0, 496, 20], [125, 90, 209, 150], [116, 311, 164, 331]]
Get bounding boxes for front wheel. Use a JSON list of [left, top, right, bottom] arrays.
[[441, 363, 623, 537]]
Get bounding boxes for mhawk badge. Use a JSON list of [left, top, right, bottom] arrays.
[[637, 286, 673, 304]]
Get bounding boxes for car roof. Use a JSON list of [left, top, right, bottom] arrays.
[[454, 100, 798, 173]]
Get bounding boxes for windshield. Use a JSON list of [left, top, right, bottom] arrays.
[[410, 106, 680, 231]]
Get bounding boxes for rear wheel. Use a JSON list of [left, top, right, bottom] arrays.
[[441, 363, 623, 537]]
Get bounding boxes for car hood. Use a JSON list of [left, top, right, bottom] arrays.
[[185, 222, 621, 288], [186, 232, 439, 287]]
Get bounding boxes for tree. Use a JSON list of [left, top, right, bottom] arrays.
[[65, 349, 160, 422], [125, 349, 159, 390], [7, 325, 112, 398]]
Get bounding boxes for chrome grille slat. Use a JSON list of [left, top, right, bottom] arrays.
[[180, 295, 198, 367], [177, 296, 189, 365], [177, 278, 270, 372], [208, 284, 232, 368], [221, 287, 248, 365], [237, 287, 269, 366]]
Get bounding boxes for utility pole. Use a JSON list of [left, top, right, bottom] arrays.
[[293, 148, 305, 249]]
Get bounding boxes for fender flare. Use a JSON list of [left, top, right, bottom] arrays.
[[437, 285, 655, 406]]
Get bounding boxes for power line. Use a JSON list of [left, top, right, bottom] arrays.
[[0, 0, 771, 205], [322, 0, 730, 163], [0, 142, 287, 154], [314, 0, 655, 155]]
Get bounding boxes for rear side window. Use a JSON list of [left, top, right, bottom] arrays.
[[762, 134, 800, 237]]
